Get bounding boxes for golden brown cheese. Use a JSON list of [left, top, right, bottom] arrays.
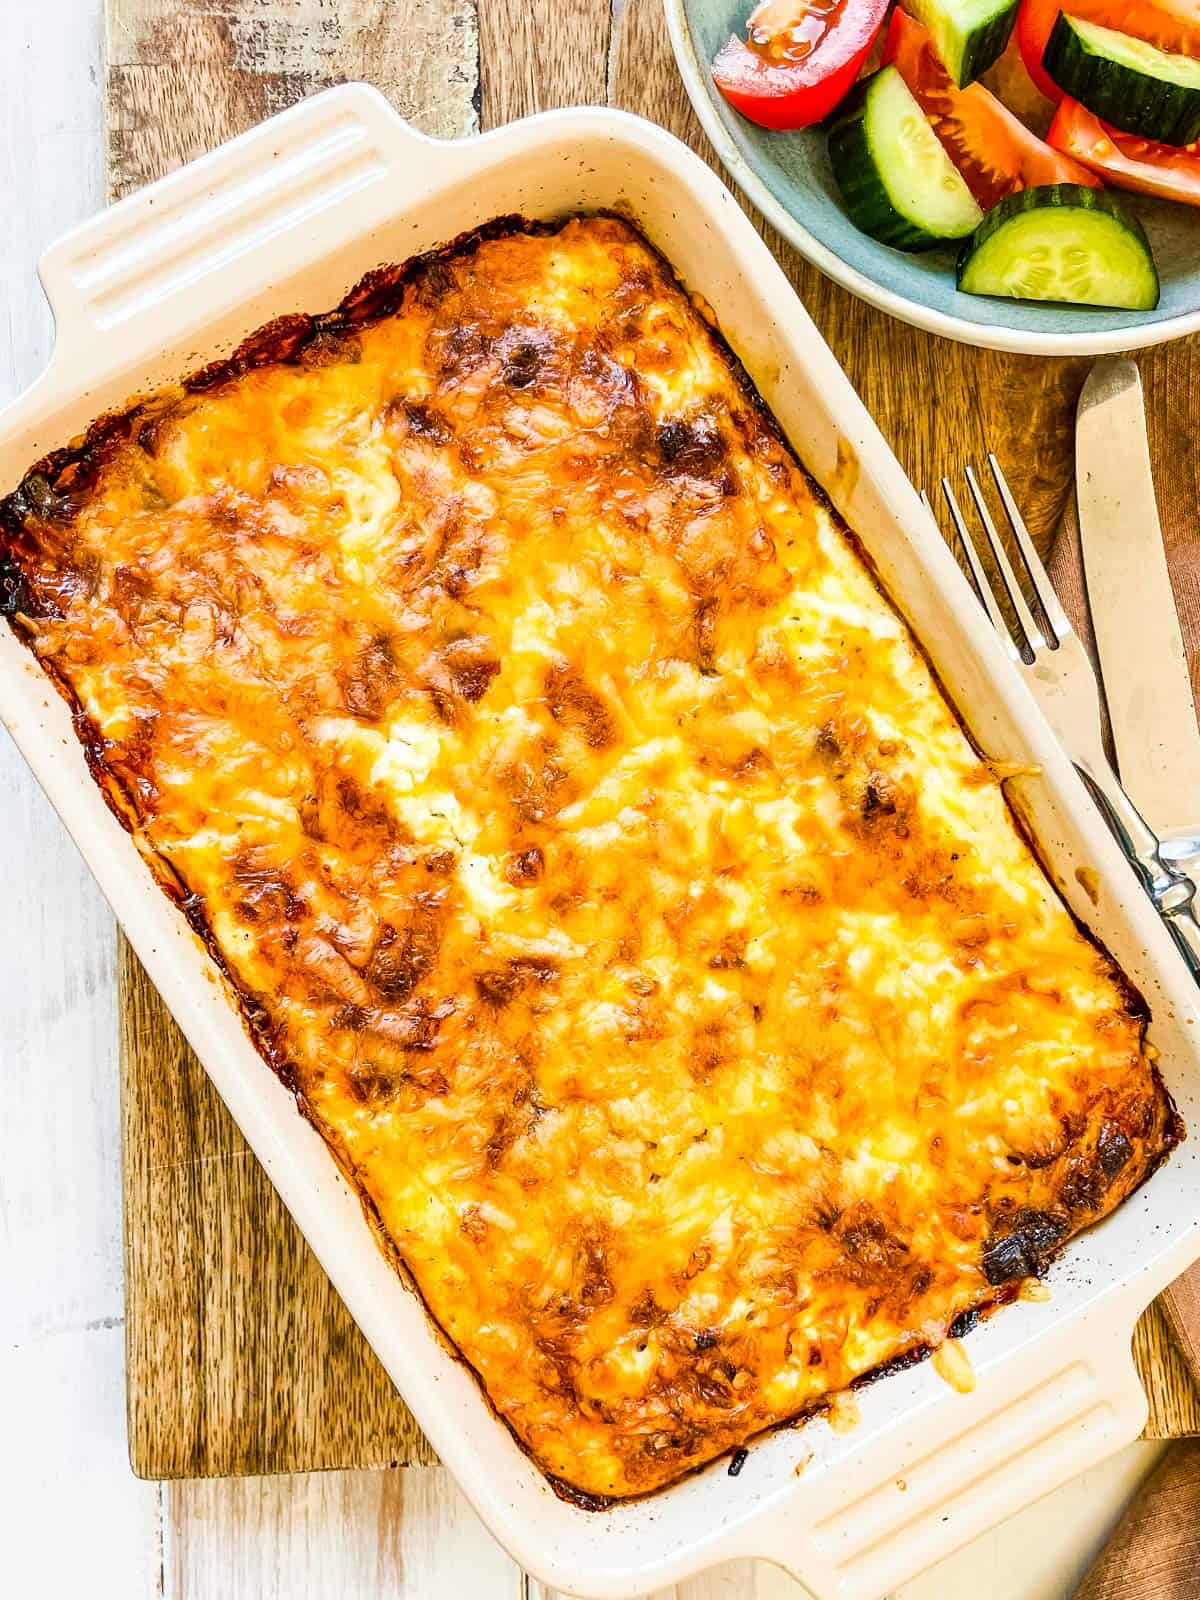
[[1, 215, 1179, 1500]]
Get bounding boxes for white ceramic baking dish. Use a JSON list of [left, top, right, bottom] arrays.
[[2, 84, 1199, 1600]]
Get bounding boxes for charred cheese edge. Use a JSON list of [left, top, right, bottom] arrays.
[[0, 215, 1179, 1500]]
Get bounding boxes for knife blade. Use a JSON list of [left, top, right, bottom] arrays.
[[1076, 357, 1200, 858]]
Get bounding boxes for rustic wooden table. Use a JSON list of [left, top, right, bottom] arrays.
[[0, 1, 1181, 1596]]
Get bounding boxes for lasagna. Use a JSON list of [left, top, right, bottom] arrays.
[[0, 215, 1179, 1500]]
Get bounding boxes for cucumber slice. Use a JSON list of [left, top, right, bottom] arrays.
[[1043, 14, 1200, 145], [957, 184, 1160, 309], [828, 67, 984, 251], [900, 0, 1020, 86]]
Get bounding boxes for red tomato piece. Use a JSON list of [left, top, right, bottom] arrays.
[[712, 0, 891, 129], [1048, 96, 1200, 203], [1017, 0, 1200, 103], [883, 9, 1103, 208]]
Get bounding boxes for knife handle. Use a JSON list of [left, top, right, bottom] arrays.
[[1075, 761, 1200, 980]]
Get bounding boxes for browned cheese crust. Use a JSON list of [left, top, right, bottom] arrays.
[[0, 215, 1180, 1500]]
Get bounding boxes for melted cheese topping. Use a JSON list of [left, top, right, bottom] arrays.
[[4, 216, 1177, 1499]]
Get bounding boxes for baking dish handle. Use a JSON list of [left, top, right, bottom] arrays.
[[745, 1319, 1148, 1600], [37, 84, 464, 373]]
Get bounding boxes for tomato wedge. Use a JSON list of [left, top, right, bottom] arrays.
[[1048, 96, 1200, 202], [883, 10, 1103, 208], [712, 0, 890, 129], [1016, 0, 1200, 103]]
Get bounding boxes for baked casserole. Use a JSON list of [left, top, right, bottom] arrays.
[[0, 214, 1179, 1500]]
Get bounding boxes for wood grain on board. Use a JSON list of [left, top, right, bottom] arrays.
[[110, 0, 1199, 1481], [105, 0, 478, 197], [163, 1468, 523, 1597]]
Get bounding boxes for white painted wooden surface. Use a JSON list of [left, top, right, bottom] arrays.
[[0, 3, 1168, 1596]]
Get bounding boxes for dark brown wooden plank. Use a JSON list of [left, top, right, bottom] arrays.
[[478, 0, 611, 125]]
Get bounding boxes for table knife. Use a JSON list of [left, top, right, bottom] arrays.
[[1077, 356, 1200, 1382], [1076, 357, 1200, 877]]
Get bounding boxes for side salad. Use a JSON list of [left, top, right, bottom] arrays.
[[711, 0, 1200, 309]]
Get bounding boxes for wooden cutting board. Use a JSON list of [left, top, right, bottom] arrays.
[[109, 0, 1200, 1481], [106, 0, 476, 1479]]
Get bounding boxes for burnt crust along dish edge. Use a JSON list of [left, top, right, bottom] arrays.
[[0, 210, 1183, 1506]]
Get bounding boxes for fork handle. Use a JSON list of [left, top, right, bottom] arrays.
[[1164, 901, 1200, 979], [1075, 759, 1200, 978]]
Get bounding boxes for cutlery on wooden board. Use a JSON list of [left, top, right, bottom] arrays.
[[1077, 359, 1200, 883], [927, 428, 1200, 1389], [1077, 357, 1200, 1382], [922, 455, 1200, 971]]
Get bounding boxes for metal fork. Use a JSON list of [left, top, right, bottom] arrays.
[[924, 455, 1200, 976]]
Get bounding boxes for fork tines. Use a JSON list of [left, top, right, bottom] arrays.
[[922, 455, 1071, 661]]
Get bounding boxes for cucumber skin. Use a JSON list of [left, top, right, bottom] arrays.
[[955, 0, 1021, 86], [828, 80, 957, 252], [903, 0, 1020, 86], [956, 183, 1160, 309], [1042, 13, 1200, 145]]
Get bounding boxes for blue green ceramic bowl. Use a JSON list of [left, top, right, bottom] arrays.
[[666, 0, 1200, 353]]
